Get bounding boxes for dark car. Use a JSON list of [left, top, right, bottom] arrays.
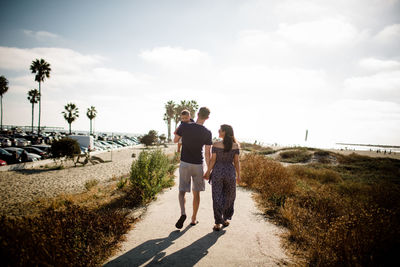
[[0, 148, 20, 164], [31, 144, 51, 153], [4, 147, 41, 162], [23, 146, 49, 158]]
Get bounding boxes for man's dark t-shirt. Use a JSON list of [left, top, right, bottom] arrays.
[[176, 122, 212, 164]]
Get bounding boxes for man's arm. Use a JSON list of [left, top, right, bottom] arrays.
[[204, 145, 211, 168], [174, 134, 181, 143]]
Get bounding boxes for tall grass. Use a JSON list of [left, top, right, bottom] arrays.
[[241, 153, 295, 207], [241, 152, 400, 266]]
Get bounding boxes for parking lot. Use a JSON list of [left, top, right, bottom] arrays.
[[0, 129, 141, 167]]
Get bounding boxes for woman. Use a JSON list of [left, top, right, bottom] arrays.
[[204, 124, 240, 231]]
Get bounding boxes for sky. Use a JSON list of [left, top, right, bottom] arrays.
[[0, 0, 399, 147]]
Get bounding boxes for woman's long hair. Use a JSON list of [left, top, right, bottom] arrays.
[[221, 124, 237, 152]]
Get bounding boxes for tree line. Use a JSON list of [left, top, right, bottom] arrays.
[[163, 100, 198, 141], [0, 59, 97, 135]]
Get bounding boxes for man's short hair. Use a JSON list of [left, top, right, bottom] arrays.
[[198, 107, 210, 119], [181, 109, 190, 116]]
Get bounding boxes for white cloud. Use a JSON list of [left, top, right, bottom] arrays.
[[23, 30, 60, 40], [219, 65, 329, 97], [139, 46, 211, 70], [274, 0, 329, 21], [374, 24, 400, 44], [0, 47, 104, 73], [233, 30, 292, 66], [277, 18, 361, 46], [344, 70, 400, 101], [359, 58, 400, 72]]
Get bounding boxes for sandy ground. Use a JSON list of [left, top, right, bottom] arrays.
[[327, 149, 400, 159], [104, 171, 292, 267], [0, 145, 176, 216]]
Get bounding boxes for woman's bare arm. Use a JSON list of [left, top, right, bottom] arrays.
[[234, 153, 240, 183]]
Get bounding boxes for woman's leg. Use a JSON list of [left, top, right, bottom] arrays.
[[222, 176, 237, 221], [212, 177, 225, 225]]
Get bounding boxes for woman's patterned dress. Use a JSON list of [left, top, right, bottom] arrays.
[[210, 146, 239, 224]]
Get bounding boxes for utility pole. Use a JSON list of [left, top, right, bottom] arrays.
[[111, 132, 113, 162], [305, 129, 308, 142]]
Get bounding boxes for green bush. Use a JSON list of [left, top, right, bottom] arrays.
[[51, 138, 81, 159], [130, 149, 174, 201], [279, 149, 312, 163]]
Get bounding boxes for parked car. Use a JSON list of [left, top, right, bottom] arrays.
[[15, 138, 30, 147], [4, 147, 41, 162], [23, 146, 49, 158], [0, 159, 6, 166], [31, 144, 51, 153], [0, 148, 15, 164], [0, 137, 12, 147], [99, 141, 113, 149]]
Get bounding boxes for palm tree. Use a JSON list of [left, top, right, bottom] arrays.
[[173, 101, 187, 128], [27, 89, 40, 133], [30, 58, 51, 135], [164, 101, 175, 142], [0, 76, 9, 131], [186, 100, 199, 119], [62, 103, 79, 135], [86, 106, 97, 135]]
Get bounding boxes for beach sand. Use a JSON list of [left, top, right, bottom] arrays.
[[327, 148, 400, 159]]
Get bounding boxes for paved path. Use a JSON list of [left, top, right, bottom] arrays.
[[104, 171, 292, 266]]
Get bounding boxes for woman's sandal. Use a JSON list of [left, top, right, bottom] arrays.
[[213, 225, 221, 231], [222, 221, 230, 227]]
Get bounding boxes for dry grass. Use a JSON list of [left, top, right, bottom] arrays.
[[241, 151, 400, 266], [241, 153, 295, 208]]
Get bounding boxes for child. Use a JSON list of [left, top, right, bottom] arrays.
[[176, 110, 194, 153]]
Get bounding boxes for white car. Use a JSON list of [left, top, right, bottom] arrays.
[[0, 137, 12, 147]]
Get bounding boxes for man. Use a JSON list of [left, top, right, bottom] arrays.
[[174, 107, 212, 228]]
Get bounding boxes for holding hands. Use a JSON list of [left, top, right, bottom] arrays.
[[203, 170, 211, 180]]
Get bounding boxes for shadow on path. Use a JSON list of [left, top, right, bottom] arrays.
[[105, 227, 226, 267], [147, 230, 226, 267], [105, 226, 191, 267]]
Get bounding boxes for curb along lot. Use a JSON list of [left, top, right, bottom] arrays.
[[0, 145, 144, 172]]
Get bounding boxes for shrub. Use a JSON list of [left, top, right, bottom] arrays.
[[279, 149, 312, 163], [138, 130, 159, 147], [51, 138, 81, 159], [130, 149, 173, 201], [117, 177, 128, 189]]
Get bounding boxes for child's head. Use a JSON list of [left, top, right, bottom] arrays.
[[180, 110, 191, 122]]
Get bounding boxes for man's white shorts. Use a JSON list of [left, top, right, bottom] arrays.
[[179, 161, 205, 192]]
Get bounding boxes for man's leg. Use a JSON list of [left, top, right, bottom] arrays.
[[179, 191, 186, 215], [191, 163, 205, 224], [192, 191, 200, 223], [176, 162, 190, 229]]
